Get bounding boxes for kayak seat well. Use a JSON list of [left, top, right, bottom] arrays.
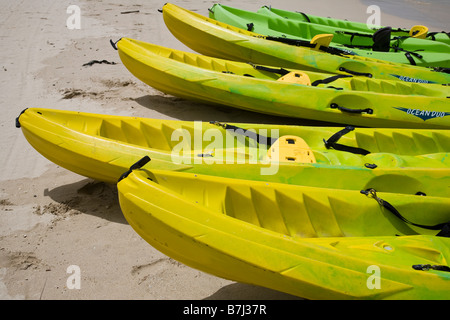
[[266, 135, 316, 163], [277, 71, 312, 85]]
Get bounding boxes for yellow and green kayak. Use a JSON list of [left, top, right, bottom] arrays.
[[209, 4, 450, 68], [118, 167, 450, 299], [115, 38, 450, 129], [16, 108, 450, 197], [161, 3, 450, 84]]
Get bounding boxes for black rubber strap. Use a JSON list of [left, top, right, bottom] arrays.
[[391, 27, 410, 33], [210, 121, 277, 145], [336, 30, 373, 41], [266, 36, 313, 47], [338, 67, 373, 78], [324, 126, 370, 155], [311, 74, 352, 86], [326, 86, 344, 90], [361, 188, 450, 236], [391, 46, 424, 65], [405, 52, 416, 65], [412, 264, 450, 272], [432, 67, 450, 74], [341, 43, 373, 49], [248, 63, 290, 76], [118, 156, 151, 182], [295, 11, 311, 23], [427, 31, 450, 41]]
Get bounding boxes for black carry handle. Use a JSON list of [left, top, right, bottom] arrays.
[[118, 156, 151, 182], [330, 103, 373, 114], [110, 38, 122, 50]]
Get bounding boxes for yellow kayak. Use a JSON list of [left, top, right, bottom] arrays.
[[161, 3, 450, 84], [115, 38, 450, 129], [118, 167, 450, 299], [16, 108, 450, 198]]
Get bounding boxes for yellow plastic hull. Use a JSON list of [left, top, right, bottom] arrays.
[[116, 38, 450, 129], [16, 108, 450, 197], [118, 169, 450, 299]]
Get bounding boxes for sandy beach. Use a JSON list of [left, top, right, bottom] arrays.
[[0, 0, 448, 300]]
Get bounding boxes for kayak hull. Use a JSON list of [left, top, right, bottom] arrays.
[[116, 38, 450, 129], [209, 4, 450, 68], [118, 169, 450, 299], [17, 108, 450, 198]]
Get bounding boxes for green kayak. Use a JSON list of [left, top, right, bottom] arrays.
[[258, 5, 450, 46], [209, 4, 450, 68]]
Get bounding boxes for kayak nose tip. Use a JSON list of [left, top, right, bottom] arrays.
[[15, 108, 28, 128]]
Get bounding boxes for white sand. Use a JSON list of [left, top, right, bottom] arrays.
[[0, 0, 447, 300]]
